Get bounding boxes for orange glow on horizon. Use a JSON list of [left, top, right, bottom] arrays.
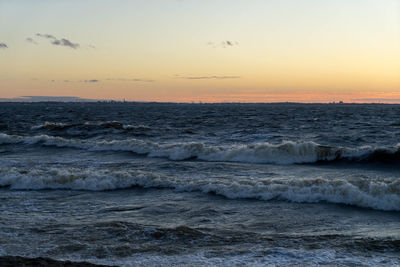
[[0, 1, 399, 103]]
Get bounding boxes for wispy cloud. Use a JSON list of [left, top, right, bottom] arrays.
[[106, 78, 155, 83], [36, 33, 80, 49], [36, 33, 56, 39], [49, 79, 99, 83], [0, 43, 8, 49], [351, 98, 400, 103], [81, 79, 99, 83], [224, 41, 234, 46], [0, 96, 97, 102], [52, 38, 79, 49], [26, 37, 38, 45], [176, 75, 241, 80], [207, 41, 239, 48]]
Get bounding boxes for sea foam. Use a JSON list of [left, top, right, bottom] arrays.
[[0, 133, 399, 165], [1, 166, 399, 211]]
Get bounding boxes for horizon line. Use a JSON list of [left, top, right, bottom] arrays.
[[0, 100, 400, 105], [1, 96, 400, 104]]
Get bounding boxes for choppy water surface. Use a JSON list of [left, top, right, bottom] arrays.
[[0, 102, 399, 266]]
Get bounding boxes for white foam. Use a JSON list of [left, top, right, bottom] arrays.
[[1, 167, 399, 211], [0, 133, 398, 165], [30, 122, 69, 130], [0, 133, 23, 145], [59, 247, 399, 267]]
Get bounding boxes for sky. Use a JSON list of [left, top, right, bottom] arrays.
[[0, 0, 399, 103]]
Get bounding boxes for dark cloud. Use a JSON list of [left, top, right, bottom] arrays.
[[52, 38, 79, 49], [0, 43, 8, 49], [26, 37, 38, 45], [36, 33, 80, 49], [106, 78, 155, 83], [176, 75, 241, 80]]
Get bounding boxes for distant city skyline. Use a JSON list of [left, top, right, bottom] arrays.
[[1, 0, 399, 103]]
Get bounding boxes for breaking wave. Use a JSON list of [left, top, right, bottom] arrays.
[[1, 167, 399, 211], [1, 133, 399, 165]]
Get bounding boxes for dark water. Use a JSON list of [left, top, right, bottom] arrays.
[[0, 102, 399, 266]]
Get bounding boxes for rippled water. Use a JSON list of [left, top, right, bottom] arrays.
[[0, 102, 399, 266]]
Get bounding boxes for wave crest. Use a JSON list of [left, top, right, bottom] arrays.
[[0, 133, 399, 165], [1, 167, 399, 211]]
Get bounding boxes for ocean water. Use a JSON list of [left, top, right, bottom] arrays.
[[0, 102, 399, 266]]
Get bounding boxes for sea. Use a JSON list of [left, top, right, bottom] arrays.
[[0, 102, 399, 266]]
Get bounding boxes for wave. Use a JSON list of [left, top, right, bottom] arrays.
[[1, 167, 399, 211], [31, 121, 153, 131], [1, 133, 399, 165], [31, 122, 76, 130]]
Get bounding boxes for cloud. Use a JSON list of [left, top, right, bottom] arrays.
[[0, 43, 8, 49], [36, 33, 56, 39], [221, 40, 239, 47], [176, 75, 241, 80], [36, 33, 80, 49], [0, 96, 98, 102], [207, 41, 239, 48], [351, 98, 400, 103], [52, 38, 79, 49], [49, 79, 99, 83], [26, 37, 38, 45], [106, 78, 155, 83], [81, 79, 99, 83]]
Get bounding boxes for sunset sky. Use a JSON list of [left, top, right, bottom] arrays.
[[1, 0, 399, 102]]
